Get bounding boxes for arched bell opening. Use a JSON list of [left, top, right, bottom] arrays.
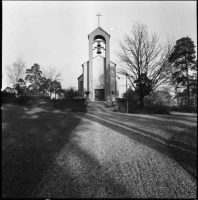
[[93, 35, 106, 42], [93, 35, 106, 57]]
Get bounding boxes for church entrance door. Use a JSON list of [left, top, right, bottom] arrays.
[[94, 89, 105, 101]]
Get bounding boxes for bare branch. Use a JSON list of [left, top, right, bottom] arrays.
[[42, 66, 62, 82], [116, 21, 174, 106], [6, 56, 26, 85]]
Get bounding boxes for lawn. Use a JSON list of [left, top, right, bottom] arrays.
[[2, 103, 197, 198], [86, 107, 197, 179], [2, 102, 85, 198]]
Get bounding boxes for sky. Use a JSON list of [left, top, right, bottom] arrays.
[[2, 1, 197, 95]]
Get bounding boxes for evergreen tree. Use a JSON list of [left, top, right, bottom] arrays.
[[25, 64, 43, 94], [168, 37, 196, 109]]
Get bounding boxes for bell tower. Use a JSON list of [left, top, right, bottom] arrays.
[[87, 15, 111, 101]]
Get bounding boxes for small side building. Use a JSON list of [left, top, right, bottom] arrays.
[[78, 74, 83, 97]]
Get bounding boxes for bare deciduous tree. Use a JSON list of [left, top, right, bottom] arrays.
[[116, 21, 174, 109], [42, 66, 61, 82], [6, 56, 26, 85], [42, 66, 62, 98]]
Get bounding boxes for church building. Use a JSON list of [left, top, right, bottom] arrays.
[[78, 16, 119, 101]]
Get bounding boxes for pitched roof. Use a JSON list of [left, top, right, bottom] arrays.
[[88, 27, 110, 39], [82, 61, 89, 66], [77, 74, 83, 79]]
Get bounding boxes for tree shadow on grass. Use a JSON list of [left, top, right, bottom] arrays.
[[168, 133, 197, 178], [83, 112, 197, 179], [2, 103, 85, 198], [34, 140, 132, 198]]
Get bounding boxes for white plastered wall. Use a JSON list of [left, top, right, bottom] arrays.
[[83, 62, 88, 98]]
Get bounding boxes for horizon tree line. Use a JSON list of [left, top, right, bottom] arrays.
[[5, 58, 64, 99]]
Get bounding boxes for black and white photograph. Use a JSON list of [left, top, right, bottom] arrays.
[[2, 1, 197, 198]]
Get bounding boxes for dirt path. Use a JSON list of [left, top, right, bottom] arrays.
[[33, 103, 197, 198]]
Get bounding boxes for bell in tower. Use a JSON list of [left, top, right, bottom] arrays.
[[96, 41, 102, 54], [93, 40, 105, 55]]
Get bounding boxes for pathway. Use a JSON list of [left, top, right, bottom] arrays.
[[33, 101, 197, 198]]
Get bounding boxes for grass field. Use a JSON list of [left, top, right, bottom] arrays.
[[2, 103, 197, 198], [2, 103, 85, 198]]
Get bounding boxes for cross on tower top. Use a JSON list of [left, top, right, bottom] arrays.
[[96, 13, 102, 27]]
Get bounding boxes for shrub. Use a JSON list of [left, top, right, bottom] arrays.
[[64, 88, 79, 100], [115, 97, 170, 114], [2, 90, 16, 103], [168, 105, 197, 113], [15, 93, 49, 106], [51, 99, 86, 112], [134, 106, 170, 114]]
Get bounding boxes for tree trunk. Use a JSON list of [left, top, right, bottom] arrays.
[[175, 87, 179, 107], [185, 57, 190, 110], [140, 95, 144, 109]]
